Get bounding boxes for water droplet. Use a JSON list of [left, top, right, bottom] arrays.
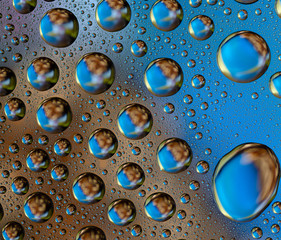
[[88, 128, 118, 159], [217, 31, 270, 83], [96, 0, 131, 32], [27, 57, 59, 91], [37, 97, 72, 133], [76, 53, 115, 95], [54, 138, 71, 156], [191, 74, 206, 89], [0, 67, 16, 96], [2, 222, 24, 240], [144, 58, 183, 96], [4, 98, 25, 121], [150, 0, 183, 31], [12, 176, 29, 195], [76, 226, 106, 240], [108, 199, 136, 226], [117, 104, 153, 139], [24, 192, 54, 223], [117, 162, 145, 190], [213, 143, 280, 221], [144, 192, 176, 221], [13, 0, 36, 14], [40, 8, 79, 47], [157, 138, 192, 173], [26, 149, 50, 172], [131, 40, 147, 57], [189, 15, 214, 41], [72, 172, 105, 204], [51, 164, 69, 181]]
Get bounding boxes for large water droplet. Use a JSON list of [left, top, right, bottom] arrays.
[[117, 104, 153, 139], [117, 162, 145, 189], [24, 192, 54, 223], [76, 226, 106, 240], [72, 172, 105, 204], [0, 67, 16, 96], [235, 0, 258, 3], [144, 192, 176, 221], [217, 31, 270, 83], [213, 143, 280, 221], [37, 97, 72, 133], [76, 53, 115, 95], [144, 58, 183, 96], [26, 149, 50, 172], [40, 8, 79, 48], [96, 0, 131, 32], [13, 0, 36, 14], [88, 128, 118, 159], [189, 15, 214, 41], [4, 98, 25, 121], [12, 176, 29, 195], [2, 222, 24, 240], [27, 57, 59, 91], [157, 138, 192, 173], [108, 199, 136, 226], [150, 0, 183, 32]]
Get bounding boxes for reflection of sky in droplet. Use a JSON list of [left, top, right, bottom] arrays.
[[217, 31, 270, 83], [24, 192, 54, 223], [96, 0, 131, 32], [108, 199, 136, 226], [157, 138, 192, 173], [40, 8, 78, 48], [27, 57, 59, 91], [213, 143, 280, 222], [144, 58, 183, 97], [189, 15, 214, 41], [36, 97, 72, 133], [13, 0, 36, 14], [117, 104, 153, 139], [150, 0, 183, 31], [117, 162, 145, 190], [76, 53, 115, 95], [269, 72, 281, 98], [88, 128, 118, 159], [72, 172, 105, 204], [144, 192, 176, 222]]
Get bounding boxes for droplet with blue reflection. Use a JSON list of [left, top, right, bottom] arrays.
[[76, 52, 115, 95], [40, 8, 79, 48], [108, 199, 136, 226], [24, 192, 54, 223], [88, 128, 118, 159], [117, 162, 145, 190], [0, 67, 16, 96], [189, 15, 214, 41], [36, 97, 72, 133], [96, 0, 131, 32], [72, 172, 105, 204], [150, 0, 183, 32], [27, 57, 59, 91], [4, 98, 25, 121], [26, 149, 50, 172], [144, 58, 183, 97], [157, 138, 192, 173], [144, 192, 176, 222], [13, 0, 36, 14], [217, 31, 270, 83], [117, 103, 153, 139], [213, 143, 280, 222]]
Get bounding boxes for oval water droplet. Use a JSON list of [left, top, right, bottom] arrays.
[[213, 143, 280, 221]]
